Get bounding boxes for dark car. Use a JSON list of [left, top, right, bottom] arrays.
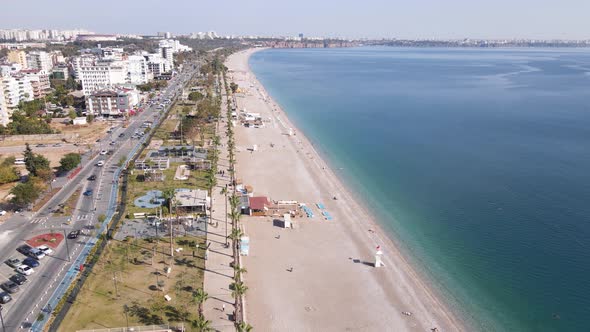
[[16, 244, 32, 255], [0, 292, 11, 304], [68, 230, 81, 239], [88, 175, 96, 181], [118, 133, 125, 137], [5, 258, 22, 268], [0, 280, 20, 294], [9, 274, 27, 285], [83, 189, 93, 196], [22, 257, 40, 268]]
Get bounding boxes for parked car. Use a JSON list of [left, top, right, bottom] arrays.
[[36, 245, 53, 256], [27, 248, 45, 260], [22, 257, 40, 268], [100, 150, 108, 155], [0, 210, 6, 216], [0, 292, 12, 304], [68, 230, 81, 239], [83, 189, 93, 196], [16, 244, 32, 255], [88, 175, 97, 181], [1, 280, 20, 294], [5, 258, 22, 268], [16, 265, 34, 276], [9, 274, 27, 285]]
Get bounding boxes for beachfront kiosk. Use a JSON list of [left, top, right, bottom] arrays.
[[374, 245, 384, 267]]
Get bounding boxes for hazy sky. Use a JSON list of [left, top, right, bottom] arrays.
[[2, 0, 590, 39]]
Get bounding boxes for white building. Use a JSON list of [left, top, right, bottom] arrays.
[[26, 51, 53, 73], [22, 70, 51, 99], [78, 60, 126, 95], [86, 89, 138, 116], [14, 75, 34, 101], [73, 54, 98, 80], [127, 55, 150, 84], [0, 83, 9, 126]]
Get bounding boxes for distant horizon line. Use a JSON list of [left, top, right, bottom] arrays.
[[1, 27, 589, 42]]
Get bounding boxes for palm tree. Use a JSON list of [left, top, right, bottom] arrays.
[[228, 227, 243, 261], [191, 316, 212, 332], [230, 281, 248, 299], [233, 264, 247, 281], [193, 288, 209, 318], [236, 322, 253, 332], [162, 188, 176, 217], [204, 171, 217, 221]]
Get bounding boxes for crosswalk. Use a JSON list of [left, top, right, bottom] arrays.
[[76, 214, 89, 220], [30, 218, 46, 224]]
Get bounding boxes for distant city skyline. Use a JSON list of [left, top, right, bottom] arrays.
[[2, 0, 590, 40]]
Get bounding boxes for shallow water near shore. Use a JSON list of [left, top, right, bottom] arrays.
[[249, 47, 590, 331]]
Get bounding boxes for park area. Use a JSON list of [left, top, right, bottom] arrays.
[[59, 235, 208, 331]]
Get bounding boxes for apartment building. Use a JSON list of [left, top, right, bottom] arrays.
[[7, 50, 28, 68], [78, 60, 126, 95], [26, 51, 53, 73], [86, 89, 134, 116], [0, 82, 9, 126], [21, 70, 51, 99], [127, 55, 150, 84]]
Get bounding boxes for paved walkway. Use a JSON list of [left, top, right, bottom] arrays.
[[203, 89, 236, 331]]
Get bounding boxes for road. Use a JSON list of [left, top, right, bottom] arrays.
[[0, 67, 196, 330]]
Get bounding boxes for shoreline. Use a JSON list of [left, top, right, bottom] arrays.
[[229, 47, 469, 331]]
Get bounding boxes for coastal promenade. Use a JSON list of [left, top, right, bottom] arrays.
[[202, 89, 236, 331], [225, 49, 466, 331]]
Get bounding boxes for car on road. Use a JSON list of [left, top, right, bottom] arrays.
[[53, 143, 62, 147], [100, 150, 108, 155], [118, 133, 125, 137], [36, 245, 53, 256], [0, 210, 6, 216], [9, 274, 27, 285], [23, 257, 40, 268], [35, 144, 47, 147], [1, 280, 20, 294], [109, 141, 116, 146], [88, 174, 96, 181], [96, 139, 101, 142], [16, 265, 34, 276], [17, 244, 32, 255], [5, 258, 22, 268], [68, 230, 81, 239], [0, 292, 12, 304], [96, 161, 105, 167], [27, 248, 45, 260], [83, 189, 93, 196]]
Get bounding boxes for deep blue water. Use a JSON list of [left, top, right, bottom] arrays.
[[249, 47, 590, 332]]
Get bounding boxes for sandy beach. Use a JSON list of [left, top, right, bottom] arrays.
[[227, 48, 466, 331]]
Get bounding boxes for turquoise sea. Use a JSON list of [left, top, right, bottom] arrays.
[[249, 47, 590, 332]]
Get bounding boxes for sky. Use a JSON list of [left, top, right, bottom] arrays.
[[2, 0, 590, 39]]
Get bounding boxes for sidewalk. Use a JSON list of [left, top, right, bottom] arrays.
[[203, 90, 236, 331]]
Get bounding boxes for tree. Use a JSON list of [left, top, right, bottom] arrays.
[[68, 109, 77, 120], [162, 188, 176, 216], [0, 163, 19, 185], [191, 316, 212, 332], [233, 264, 247, 281], [10, 181, 40, 206], [24, 144, 50, 177], [59, 153, 81, 172], [188, 91, 204, 101], [86, 114, 94, 123], [230, 82, 239, 93], [236, 322, 253, 332], [230, 281, 248, 299], [192, 288, 209, 318]]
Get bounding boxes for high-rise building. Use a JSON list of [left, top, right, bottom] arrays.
[[78, 60, 126, 95], [0, 81, 9, 126], [127, 55, 150, 84], [7, 50, 28, 68], [26, 51, 53, 73]]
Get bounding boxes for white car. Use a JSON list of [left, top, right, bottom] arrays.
[[96, 161, 105, 167], [36, 245, 54, 256], [0, 210, 6, 216], [100, 150, 108, 155], [16, 265, 34, 276]]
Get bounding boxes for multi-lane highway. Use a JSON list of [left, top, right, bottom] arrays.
[[0, 67, 196, 330]]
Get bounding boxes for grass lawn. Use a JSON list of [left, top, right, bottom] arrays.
[[58, 236, 207, 331]]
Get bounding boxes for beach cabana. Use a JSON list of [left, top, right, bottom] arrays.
[[248, 196, 270, 216]]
